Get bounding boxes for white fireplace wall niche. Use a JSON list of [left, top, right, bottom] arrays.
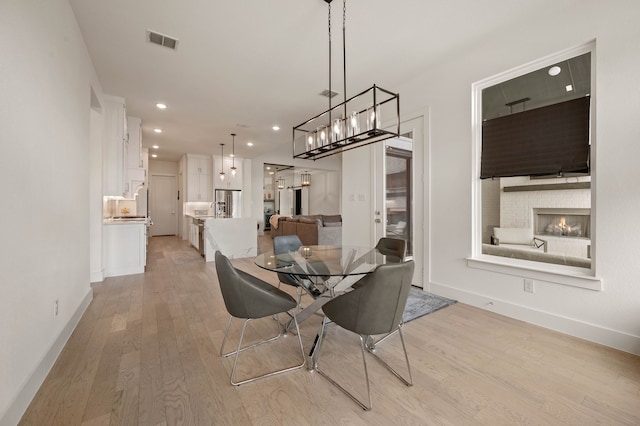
[[499, 176, 591, 259]]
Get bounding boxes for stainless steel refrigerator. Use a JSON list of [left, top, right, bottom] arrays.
[[214, 189, 242, 218]]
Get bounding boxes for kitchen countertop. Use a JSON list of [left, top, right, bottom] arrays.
[[103, 217, 149, 225]]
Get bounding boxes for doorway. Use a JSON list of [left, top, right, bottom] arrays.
[[372, 115, 425, 288], [294, 188, 302, 215], [385, 146, 413, 255], [150, 174, 177, 236]]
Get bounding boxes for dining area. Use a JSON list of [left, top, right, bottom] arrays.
[[19, 234, 640, 425], [216, 236, 415, 411]]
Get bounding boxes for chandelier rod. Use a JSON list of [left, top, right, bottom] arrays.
[[342, 0, 347, 118], [327, 0, 332, 129]]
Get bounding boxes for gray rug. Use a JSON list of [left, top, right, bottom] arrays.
[[403, 288, 456, 323]]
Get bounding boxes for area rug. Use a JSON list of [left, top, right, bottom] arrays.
[[403, 288, 456, 323]]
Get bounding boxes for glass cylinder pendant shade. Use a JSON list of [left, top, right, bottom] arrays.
[[307, 131, 316, 150], [367, 105, 380, 131], [317, 126, 328, 147], [332, 118, 344, 144], [347, 111, 360, 137], [277, 177, 285, 190]]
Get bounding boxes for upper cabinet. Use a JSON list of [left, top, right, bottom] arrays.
[[186, 154, 212, 201], [127, 116, 143, 168], [103, 95, 128, 197], [213, 155, 243, 190], [125, 116, 146, 197]]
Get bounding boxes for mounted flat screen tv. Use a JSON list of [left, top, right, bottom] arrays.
[[480, 96, 590, 179]]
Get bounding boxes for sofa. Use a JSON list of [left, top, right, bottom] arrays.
[[271, 214, 342, 246]]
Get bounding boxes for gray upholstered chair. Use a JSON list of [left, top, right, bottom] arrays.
[[314, 260, 415, 410], [215, 251, 305, 386], [375, 237, 406, 260], [273, 235, 325, 300]]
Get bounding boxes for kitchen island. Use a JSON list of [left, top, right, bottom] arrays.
[[202, 217, 257, 261]]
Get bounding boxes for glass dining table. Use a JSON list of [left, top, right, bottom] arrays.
[[254, 244, 402, 367], [254, 244, 401, 299]]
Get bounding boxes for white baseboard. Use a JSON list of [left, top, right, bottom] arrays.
[[90, 268, 104, 283], [0, 287, 93, 426], [430, 281, 640, 356]]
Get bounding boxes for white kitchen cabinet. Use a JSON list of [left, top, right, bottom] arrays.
[[186, 154, 212, 201], [213, 155, 243, 190], [189, 221, 199, 249], [103, 95, 128, 197], [125, 117, 146, 198], [127, 116, 143, 168], [103, 222, 146, 277]]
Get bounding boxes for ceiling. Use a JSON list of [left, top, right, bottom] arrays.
[[483, 53, 591, 120], [69, 0, 564, 162]]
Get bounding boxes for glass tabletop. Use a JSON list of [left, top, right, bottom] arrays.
[[254, 245, 401, 277]]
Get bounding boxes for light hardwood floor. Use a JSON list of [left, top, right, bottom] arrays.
[[20, 236, 640, 425]]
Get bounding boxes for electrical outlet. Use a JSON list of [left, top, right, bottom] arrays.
[[53, 299, 59, 317], [524, 279, 535, 293]]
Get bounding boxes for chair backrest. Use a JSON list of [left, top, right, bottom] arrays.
[[215, 251, 248, 317], [322, 260, 415, 336], [215, 251, 296, 319], [274, 234, 303, 254], [375, 237, 406, 260]]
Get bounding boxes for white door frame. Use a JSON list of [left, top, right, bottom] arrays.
[[372, 115, 427, 288]]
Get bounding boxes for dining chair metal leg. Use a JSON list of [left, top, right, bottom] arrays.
[[225, 315, 306, 386], [316, 333, 373, 410], [310, 314, 331, 370], [219, 315, 282, 358], [365, 324, 413, 387]]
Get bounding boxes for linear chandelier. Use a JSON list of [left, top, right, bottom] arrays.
[[301, 171, 311, 187], [293, 0, 400, 161]]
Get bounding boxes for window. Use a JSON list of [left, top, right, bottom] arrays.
[[471, 43, 598, 286]]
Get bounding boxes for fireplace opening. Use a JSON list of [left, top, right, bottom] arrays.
[[534, 208, 590, 238]]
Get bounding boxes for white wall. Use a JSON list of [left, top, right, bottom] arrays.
[[149, 159, 179, 175], [309, 170, 341, 215], [0, 0, 102, 422], [347, 1, 640, 353]]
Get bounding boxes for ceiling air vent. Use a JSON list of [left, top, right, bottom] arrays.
[[146, 30, 179, 50], [320, 89, 339, 98]]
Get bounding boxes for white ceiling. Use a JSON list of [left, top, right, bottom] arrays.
[[69, 0, 561, 162]]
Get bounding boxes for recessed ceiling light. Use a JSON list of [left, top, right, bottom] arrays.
[[269, 171, 274, 175], [266, 166, 271, 170], [565, 84, 573, 92], [272, 125, 280, 131], [548, 66, 561, 76], [156, 103, 167, 109], [154, 128, 162, 133], [247, 142, 254, 147], [151, 154, 158, 158], [152, 145, 159, 149]]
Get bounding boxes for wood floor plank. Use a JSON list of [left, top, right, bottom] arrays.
[[19, 236, 640, 426]]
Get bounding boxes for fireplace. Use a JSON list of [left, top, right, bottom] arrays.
[[534, 208, 591, 238]]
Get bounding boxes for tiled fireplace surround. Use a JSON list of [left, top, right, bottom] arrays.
[[500, 176, 591, 258]]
